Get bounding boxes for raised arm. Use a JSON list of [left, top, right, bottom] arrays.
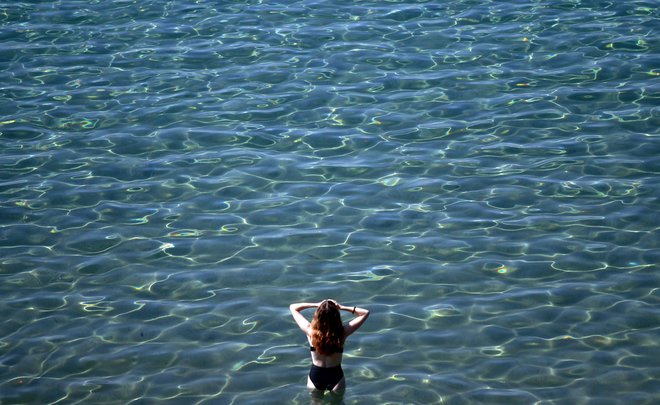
[[336, 303, 370, 337], [289, 302, 319, 334]]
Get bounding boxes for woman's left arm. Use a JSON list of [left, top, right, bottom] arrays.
[[289, 302, 319, 334]]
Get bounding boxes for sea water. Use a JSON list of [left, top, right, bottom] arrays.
[[0, 0, 658, 404]]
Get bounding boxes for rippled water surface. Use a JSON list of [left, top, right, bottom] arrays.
[[1, 0, 659, 404]]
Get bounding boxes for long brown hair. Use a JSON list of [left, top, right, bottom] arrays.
[[311, 300, 345, 355]]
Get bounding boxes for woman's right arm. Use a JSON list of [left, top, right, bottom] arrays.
[[342, 305, 370, 336], [289, 302, 319, 334]]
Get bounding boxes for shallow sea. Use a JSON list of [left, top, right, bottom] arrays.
[[1, 0, 659, 404]]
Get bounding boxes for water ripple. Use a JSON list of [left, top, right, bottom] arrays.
[[1, 0, 658, 403]]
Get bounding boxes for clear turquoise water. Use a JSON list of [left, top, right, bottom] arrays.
[[1, 0, 658, 404]]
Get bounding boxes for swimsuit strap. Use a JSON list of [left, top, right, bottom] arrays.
[[310, 346, 343, 353]]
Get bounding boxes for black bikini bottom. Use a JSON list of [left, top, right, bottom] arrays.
[[309, 364, 344, 391]]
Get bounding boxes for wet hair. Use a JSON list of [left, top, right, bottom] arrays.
[[311, 300, 345, 355]]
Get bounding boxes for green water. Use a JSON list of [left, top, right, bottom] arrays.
[[0, 0, 658, 404]]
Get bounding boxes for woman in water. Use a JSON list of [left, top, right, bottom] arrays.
[[289, 299, 370, 393]]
